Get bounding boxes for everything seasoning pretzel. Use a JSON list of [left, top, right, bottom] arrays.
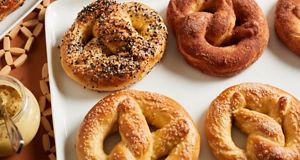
[[60, 0, 168, 91], [205, 83, 300, 159], [167, 0, 269, 76], [76, 90, 200, 159]]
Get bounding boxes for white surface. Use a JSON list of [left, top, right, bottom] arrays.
[[45, 0, 300, 159], [0, 0, 42, 39]]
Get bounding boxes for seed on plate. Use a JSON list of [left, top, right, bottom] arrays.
[[43, 0, 50, 7], [41, 116, 52, 132], [50, 146, 56, 153], [42, 63, 48, 79], [0, 50, 5, 58], [0, 65, 11, 75], [22, 19, 39, 27], [21, 27, 33, 38], [43, 108, 52, 116], [9, 47, 26, 55], [48, 130, 55, 138], [33, 23, 43, 37], [24, 37, 34, 52], [42, 134, 50, 151], [48, 153, 56, 160], [13, 54, 28, 68], [3, 36, 10, 51], [38, 96, 46, 112], [4, 52, 13, 65], [8, 25, 21, 39], [40, 80, 49, 95], [38, 8, 46, 21], [46, 93, 51, 103]]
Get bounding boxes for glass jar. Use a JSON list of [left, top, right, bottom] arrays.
[[0, 75, 40, 157]]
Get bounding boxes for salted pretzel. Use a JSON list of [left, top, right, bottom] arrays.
[[205, 83, 300, 159], [167, 0, 269, 76], [76, 90, 200, 160], [275, 0, 300, 56], [60, 0, 168, 91], [0, 0, 25, 20]]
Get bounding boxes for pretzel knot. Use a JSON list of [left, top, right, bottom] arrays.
[[275, 0, 300, 56], [205, 83, 300, 160], [167, 0, 269, 76], [76, 90, 200, 160], [60, 0, 167, 91]]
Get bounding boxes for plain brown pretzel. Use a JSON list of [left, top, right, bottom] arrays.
[[275, 0, 300, 56], [167, 0, 269, 76]]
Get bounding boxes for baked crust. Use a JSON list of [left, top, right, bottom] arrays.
[[167, 0, 269, 76], [275, 0, 300, 56], [0, 0, 25, 20], [206, 83, 300, 159], [76, 90, 200, 159], [60, 0, 168, 91]]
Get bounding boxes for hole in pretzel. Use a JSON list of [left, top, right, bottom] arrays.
[[202, 7, 215, 14], [149, 124, 159, 133], [158, 155, 168, 160], [201, 0, 216, 14], [103, 122, 121, 154], [103, 131, 122, 155], [235, 18, 242, 27], [231, 124, 247, 150]]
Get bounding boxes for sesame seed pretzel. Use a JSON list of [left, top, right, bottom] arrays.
[[167, 0, 269, 76], [275, 0, 300, 56], [0, 0, 25, 20], [76, 90, 200, 160], [205, 83, 300, 159], [60, 0, 168, 91]]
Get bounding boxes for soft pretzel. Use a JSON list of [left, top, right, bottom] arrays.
[[0, 0, 25, 20], [167, 0, 269, 76], [205, 83, 300, 159], [275, 0, 300, 56], [60, 0, 168, 91], [76, 90, 200, 160]]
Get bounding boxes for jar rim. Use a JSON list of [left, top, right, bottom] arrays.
[[0, 75, 28, 126]]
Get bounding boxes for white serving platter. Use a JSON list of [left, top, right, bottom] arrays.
[[45, 0, 300, 159], [0, 0, 42, 39]]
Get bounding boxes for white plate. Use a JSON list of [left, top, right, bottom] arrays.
[[0, 0, 42, 39], [45, 0, 300, 159]]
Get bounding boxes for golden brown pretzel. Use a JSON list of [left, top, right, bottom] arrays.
[[167, 0, 269, 76], [275, 0, 300, 56], [60, 0, 168, 91], [205, 83, 300, 159], [0, 0, 25, 20], [76, 90, 200, 160]]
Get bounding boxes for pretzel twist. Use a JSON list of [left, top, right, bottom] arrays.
[[60, 0, 167, 91], [275, 0, 300, 56], [76, 90, 200, 160], [205, 83, 300, 159], [167, 0, 269, 76]]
